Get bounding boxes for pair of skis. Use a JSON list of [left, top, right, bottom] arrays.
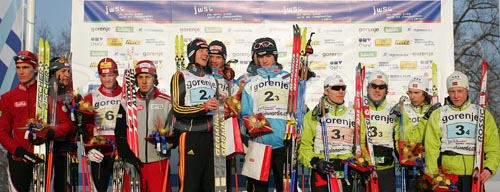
[[284, 24, 313, 192], [351, 63, 379, 192], [122, 65, 141, 191], [213, 87, 227, 191], [471, 60, 488, 192], [31, 38, 50, 192], [319, 97, 343, 191], [175, 35, 185, 70]]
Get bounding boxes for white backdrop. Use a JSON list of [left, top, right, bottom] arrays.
[[71, 0, 454, 108]]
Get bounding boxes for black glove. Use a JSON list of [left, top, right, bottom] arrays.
[[423, 103, 441, 120], [312, 103, 328, 119], [306, 68, 316, 80], [311, 157, 334, 175], [46, 128, 55, 140], [14, 147, 42, 164], [390, 104, 401, 117]]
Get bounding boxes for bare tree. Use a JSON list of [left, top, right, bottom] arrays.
[[34, 21, 71, 58], [454, 0, 500, 127]]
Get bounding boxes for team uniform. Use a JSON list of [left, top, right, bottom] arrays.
[[82, 84, 123, 191], [240, 64, 289, 191], [299, 98, 356, 191], [0, 81, 73, 191], [425, 97, 500, 191], [116, 87, 173, 192]]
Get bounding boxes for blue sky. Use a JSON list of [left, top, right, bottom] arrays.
[[35, 0, 72, 33]]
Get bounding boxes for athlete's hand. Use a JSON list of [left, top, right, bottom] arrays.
[[87, 149, 104, 163], [205, 97, 219, 111], [14, 147, 42, 164], [480, 168, 492, 183]]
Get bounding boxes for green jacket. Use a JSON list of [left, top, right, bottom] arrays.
[[360, 99, 400, 170], [401, 103, 432, 143], [298, 99, 355, 169], [424, 98, 500, 176]]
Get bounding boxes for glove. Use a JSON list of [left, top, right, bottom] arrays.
[[423, 103, 441, 120], [223, 65, 235, 81], [123, 161, 140, 178], [312, 103, 328, 119], [306, 68, 316, 80], [390, 104, 401, 117], [14, 147, 42, 164], [87, 149, 104, 163], [311, 157, 334, 175]]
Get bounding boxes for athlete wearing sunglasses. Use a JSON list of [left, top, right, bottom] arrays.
[[298, 74, 358, 191], [366, 70, 398, 192]]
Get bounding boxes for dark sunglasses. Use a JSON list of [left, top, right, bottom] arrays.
[[369, 83, 387, 90], [253, 41, 274, 49], [13, 55, 37, 65], [330, 85, 346, 91]]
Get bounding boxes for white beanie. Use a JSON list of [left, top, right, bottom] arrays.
[[446, 71, 469, 90], [408, 75, 430, 93], [324, 74, 346, 88], [368, 70, 388, 84]]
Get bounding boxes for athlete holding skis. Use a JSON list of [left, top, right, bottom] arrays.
[[363, 70, 398, 192], [240, 37, 289, 191], [171, 38, 219, 192], [298, 74, 356, 191], [48, 56, 79, 192], [424, 71, 500, 191], [208, 40, 240, 192], [116, 60, 174, 192], [81, 57, 123, 192], [0, 50, 73, 192]]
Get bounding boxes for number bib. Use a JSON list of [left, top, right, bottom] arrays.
[[314, 109, 355, 155], [440, 105, 478, 155], [92, 92, 121, 136], [246, 76, 289, 120], [369, 108, 395, 148], [183, 71, 217, 106]]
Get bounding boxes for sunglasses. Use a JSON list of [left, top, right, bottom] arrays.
[[13, 56, 37, 65], [329, 85, 346, 91], [369, 83, 387, 90], [253, 41, 275, 49]]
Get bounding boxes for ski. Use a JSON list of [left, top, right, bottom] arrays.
[[397, 96, 408, 192], [30, 38, 50, 192], [112, 155, 124, 192], [284, 24, 301, 192], [175, 35, 185, 70], [361, 65, 379, 192], [431, 62, 438, 105], [471, 59, 488, 192], [213, 85, 227, 191], [319, 97, 343, 192], [122, 66, 140, 191]]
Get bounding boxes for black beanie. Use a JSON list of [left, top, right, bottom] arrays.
[[187, 38, 208, 63], [208, 40, 227, 60], [49, 57, 70, 74], [253, 37, 278, 61]]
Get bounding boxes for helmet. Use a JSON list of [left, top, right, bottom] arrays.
[[208, 40, 227, 60], [14, 50, 38, 68], [97, 58, 118, 75], [253, 37, 278, 61], [135, 60, 157, 76], [187, 38, 209, 63], [49, 57, 70, 74]]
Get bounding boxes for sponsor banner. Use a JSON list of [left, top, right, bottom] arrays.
[[72, 0, 453, 111]]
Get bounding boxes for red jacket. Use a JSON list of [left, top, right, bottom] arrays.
[[0, 81, 74, 160]]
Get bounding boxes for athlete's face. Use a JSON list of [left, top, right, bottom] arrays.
[[257, 54, 275, 68], [209, 54, 224, 69], [136, 73, 155, 93], [16, 63, 37, 85], [99, 73, 118, 89], [447, 87, 468, 106], [195, 48, 209, 67], [55, 68, 71, 86], [407, 88, 426, 106], [368, 79, 387, 102], [324, 85, 346, 104]]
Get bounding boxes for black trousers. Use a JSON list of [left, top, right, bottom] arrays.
[[8, 153, 34, 192], [178, 131, 214, 192]]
